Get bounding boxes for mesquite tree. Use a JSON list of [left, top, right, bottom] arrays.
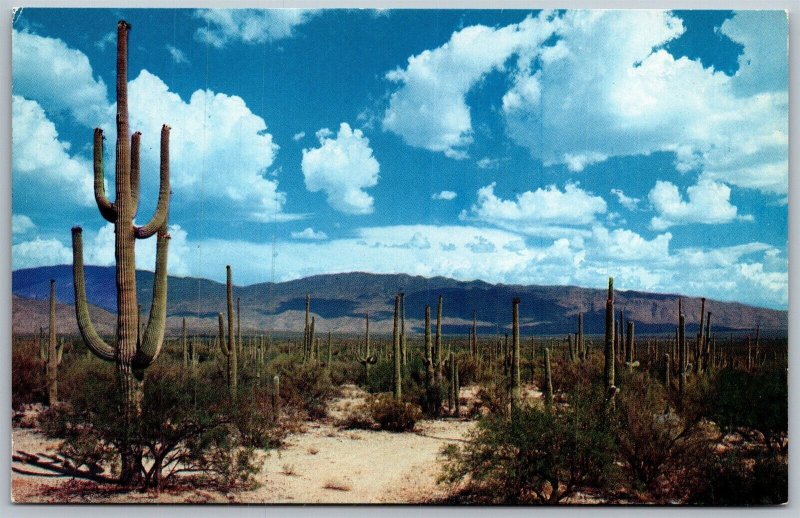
[[71, 20, 171, 485]]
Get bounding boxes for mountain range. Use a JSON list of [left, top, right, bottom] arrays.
[[12, 266, 787, 337]]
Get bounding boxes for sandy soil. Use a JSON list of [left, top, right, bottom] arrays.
[[11, 384, 483, 504]]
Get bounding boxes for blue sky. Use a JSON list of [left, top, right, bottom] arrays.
[[11, 9, 788, 309]]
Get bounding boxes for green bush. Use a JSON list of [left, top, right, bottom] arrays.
[[45, 358, 271, 491], [11, 337, 45, 408], [440, 383, 616, 504], [369, 394, 421, 432]]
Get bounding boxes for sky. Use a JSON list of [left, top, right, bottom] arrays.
[[10, 8, 788, 309]]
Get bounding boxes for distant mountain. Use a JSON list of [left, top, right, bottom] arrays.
[[12, 266, 787, 336]]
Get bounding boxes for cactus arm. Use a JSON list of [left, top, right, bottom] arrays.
[[133, 224, 170, 369], [71, 227, 115, 362], [130, 131, 141, 217], [134, 125, 170, 239], [93, 128, 117, 222]]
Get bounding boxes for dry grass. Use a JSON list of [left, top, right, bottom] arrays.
[[323, 479, 352, 492]]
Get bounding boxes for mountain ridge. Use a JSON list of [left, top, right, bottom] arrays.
[[12, 265, 787, 336]]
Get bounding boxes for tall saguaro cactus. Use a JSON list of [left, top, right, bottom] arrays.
[[71, 20, 171, 485], [219, 265, 238, 398], [511, 297, 521, 410], [435, 295, 444, 384], [392, 295, 402, 400], [46, 279, 64, 405], [604, 278, 617, 403]]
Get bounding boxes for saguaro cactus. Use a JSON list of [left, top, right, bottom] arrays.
[[511, 297, 521, 410], [46, 279, 64, 405], [435, 295, 444, 384], [392, 295, 402, 399], [356, 313, 377, 385], [678, 304, 686, 401], [272, 374, 281, 421], [218, 266, 238, 398], [544, 347, 553, 409], [303, 294, 310, 360], [604, 278, 617, 402], [71, 20, 171, 485], [399, 292, 407, 366]]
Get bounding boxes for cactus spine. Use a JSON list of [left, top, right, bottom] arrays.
[[544, 347, 553, 409], [46, 279, 63, 405], [604, 278, 617, 402], [392, 294, 402, 400], [71, 20, 171, 485], [511, 297, 521, 410]]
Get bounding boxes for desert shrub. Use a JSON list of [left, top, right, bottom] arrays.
[[276, 361, 336, 419], [46, 358, 270, 490], [473, 378, 511, 416], [369, 394, 421, 432], [440, 384, 616, 504], [456, 355, 479, 386], [339, 401, 375, 430], [11, 337, 46, 408], [611, 371, 713, 498], [329, 359, 362, 386], [688, 449, 788, 505], [707, 367, 787, 453]]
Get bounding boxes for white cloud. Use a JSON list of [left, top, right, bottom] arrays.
[[291, 227, 328, 240], [500, 10, 787, 194], [12, 214, 36, 235], [464, 182, 607, 234], [95, 31, 115, 50], [432, 190, 457, 201], [166, 44, 189, 64], [590, 226, 672, 262], [12, 238, 72, 269], [476, 157, 500, 170], [648, 180, 744, 230], [292, 131, 306, 142], [12, 28, 110, 127], [466, 236, 496, 254], [610, 188, 640, 211], [382, 11, 557, 159], [12, 96, 95, 207], [301, 123, 380, 215], [121, 70, 297, 223], [194, 9, 319, 47]]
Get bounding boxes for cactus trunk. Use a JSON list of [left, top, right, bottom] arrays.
[[435, 295, 443, 384], [511, 297, 521, 410], [392, 295, 402, 400], [604, 278, 616, 403], [46, 279, 61, 406], [544, 347, 553, 409]]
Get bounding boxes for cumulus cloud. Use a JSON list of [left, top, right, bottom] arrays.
[[384, 11, 786, 194], [12, 214, 36, 236], [194, 9, 319, 47], [301, 123, 380, 215], [610, 189, 640, 210], [12, 96, 95, 207], [181, 223, 785, 308], [648, 180, 746, 230], [166, 44, 189, 64], [382, 11, 557, 158], [12, 28, 110, 126], [292, 131, 306, 142], [291, 227, 328, 240], [501, 10, 787, 194], [463, 182, 607, 235], [432, 190, 457, 201], [120, 70, 296, 223], [12, 237, 72, 269]]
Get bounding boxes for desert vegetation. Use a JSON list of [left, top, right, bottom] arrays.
[[10, 20, 787, 505]]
